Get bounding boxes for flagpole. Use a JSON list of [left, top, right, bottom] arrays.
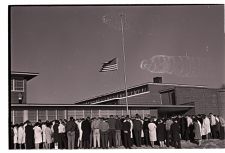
[[120, 14, 129, 116]]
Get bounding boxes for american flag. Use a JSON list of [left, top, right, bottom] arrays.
[[99, 58, 118, 72]]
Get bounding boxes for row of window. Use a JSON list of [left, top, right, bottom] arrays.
[[11, 79, 24, 92], [81, 85, 149, 105], [11, 109, 155, 124]]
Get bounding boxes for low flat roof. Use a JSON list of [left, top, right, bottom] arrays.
[[11, 104, 194, 110], [11, 71, 39, 81]]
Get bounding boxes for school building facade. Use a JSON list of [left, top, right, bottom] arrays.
[[10, 71, 225, 124]]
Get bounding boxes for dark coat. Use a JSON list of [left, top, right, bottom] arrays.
[[66, 120, 77, 132], [53, 123, 59, 143], [170, 122, 181, 141], [143, 120, 149, 131], [25, 124, 34, 149], [115, 119, 122, 130], [81, 119, 91, 141], [122, 120, 131, 132], [133, 119, 142, 131], [156, 123, 166, 141]]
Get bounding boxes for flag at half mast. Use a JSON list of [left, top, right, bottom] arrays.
[[99, 58, 118, 72]]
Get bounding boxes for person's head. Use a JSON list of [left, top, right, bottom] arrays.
[[110, 115, 113, 118], [19, 123, 24, 127], [34, 122, 39, 127], [70, 117, 74, 121]]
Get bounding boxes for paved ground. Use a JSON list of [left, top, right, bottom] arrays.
[[115, 139, 225, 149]]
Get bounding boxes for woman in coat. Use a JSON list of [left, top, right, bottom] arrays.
[[193, 118, 202, 146], [33, 122, 42, 149], [156, 119, 166, 147], [148, 119, 157, 148], [201, 115, 211, 140], [25, 121, 34, 149], [45, 122, 52, 149], [42, 122, 47, 149], [17, 123, 25, 149], [170, 118, 181, 148], [13, 124, 18, 149]]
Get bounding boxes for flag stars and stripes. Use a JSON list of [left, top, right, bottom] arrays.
[[99, 58, 118, 72]]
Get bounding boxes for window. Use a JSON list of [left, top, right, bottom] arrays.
[[57, 110, 65, 120], [13, 79, 24, 92], [67, 110, 76, 119], [28, 110, 37, 123], [38, 110, 46, 121], [14, 110, 23, 124], [48, 110, 56, 121], [11, 79, 14, 91], [76, 110, 84, 119]]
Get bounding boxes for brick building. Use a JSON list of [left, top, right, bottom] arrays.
[[10, 72, 225, 124]]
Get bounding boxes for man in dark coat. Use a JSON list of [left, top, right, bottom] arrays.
[[156, 119, 166, 147], [53, 120, 60, 148], [25, 121, 34, 149], [133, 116, 142, 147], [143, 117, 150, 146], [66, 117, 77, 149], [170, 118, 181, 148], [122, 116, 131, 149], [108, 115, 116, 148], [115, 115, 122, 147], [81, 117, 91, 149]]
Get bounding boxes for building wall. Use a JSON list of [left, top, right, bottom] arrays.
[[217, 89, 225, 119], [11, 80, 27, 104], [11, 107, 157, 124], [175, 87, 219, 115], [119, 84, 176, 105]]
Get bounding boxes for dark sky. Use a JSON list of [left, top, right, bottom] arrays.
[[11, 5, 224, 104]]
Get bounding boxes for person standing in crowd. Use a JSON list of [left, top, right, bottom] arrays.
[[165, 117, 173, 147], [53, 120, 60, 149], [108, 115, 116, 148], [58, 119, 66, 149], [128, 117, 134, 147], [215, 115, 220, 139], [143, 117, 150, 147], [179, 115, 187, 140], [156, 119, 166, 148], [115, 115, 122, 148], [218, 115, 225, 139], [66, 117, 77, 149], [193, 118, 202, 146], [25, 121, 34, 149], [201, 115, 211, 140], [99, 117, 109, 149], [120, 116, 125, 146], [148, 118, 157, 148], [122, 116, 131, 149], [42, 122, 47, 149], [209, 113, 217, 139], [170, 118, 181, 149], [17, 123, 25, 149], [13, 124, 18, 149], [185, 115, 193, 142], [10, 123, 14, 149], [133, 115, 142, 147], [33, 122, 42, 149], [81, 117, 91, 149], [45, 122, 52, 149], [75, 118, 83, 148], [91, 117, 100, 148]]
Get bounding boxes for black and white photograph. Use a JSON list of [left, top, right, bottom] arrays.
[[9, 4, 225, 150]]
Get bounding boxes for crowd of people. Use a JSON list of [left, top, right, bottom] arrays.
[[10, 113, 225, 149]]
